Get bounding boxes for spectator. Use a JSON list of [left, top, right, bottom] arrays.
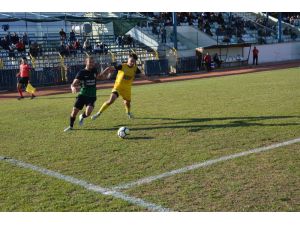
[[0, 37, 10, 50], [116, 36, 123, 48], [195, 50, 202, 70], [203, 52, 212, 72], [16, 40, 25, 52], [213, 53, 222, 68], [29, 42, 39, 58], [11, 32, 19, 45], [93, 43, 101, 54], [59, 28, 67, 41], [83, 39, 92, 53], [22, 32, 30, 46], [59, 42, 69, 57], [161, 27, 167, 43], [252, 46, 259, 65], [73, 39, 81, 51], [69, 30, 76, 42]]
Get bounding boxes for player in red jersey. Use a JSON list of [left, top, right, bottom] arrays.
[[16, 57, 36, 100]]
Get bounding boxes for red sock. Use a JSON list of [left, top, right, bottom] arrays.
[[18, 88, 23, 97]]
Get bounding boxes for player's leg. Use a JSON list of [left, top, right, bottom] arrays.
[[64, 96, 84, 131], [79, 97, 95, 126], [17, 81, 24, 100], [91, 92, 118, 120], [124, 100, 133, 119]]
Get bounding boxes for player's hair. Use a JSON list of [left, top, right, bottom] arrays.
[[129, 53, 138, 61], [21, 57, 27, 63]]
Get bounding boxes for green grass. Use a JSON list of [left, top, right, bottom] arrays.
[[0, 68, 299, 211]]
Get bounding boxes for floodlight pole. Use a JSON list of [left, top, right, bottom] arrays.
[[172, 12, 178, 50]]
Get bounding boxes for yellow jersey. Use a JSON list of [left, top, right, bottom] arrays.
[[114, 63, 141, 89]]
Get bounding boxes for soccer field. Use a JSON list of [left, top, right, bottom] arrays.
[[0, 68, 299, 211]]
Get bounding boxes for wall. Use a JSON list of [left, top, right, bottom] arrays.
[[244, 42, 300, 63]]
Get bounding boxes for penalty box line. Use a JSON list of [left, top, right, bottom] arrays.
[[0, 156, 171, 212], [111, 137, 300, 191]]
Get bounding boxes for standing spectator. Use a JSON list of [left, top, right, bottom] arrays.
[[22, 32, 30, 46], [195, 50, 202, 71], [204, 52, 212, 72], [213, 53, 222, 68], [252, 46, 259, 65], [59, 28, 67, 41], [161, 27, 167, 43], [69, 30, 76, 42]]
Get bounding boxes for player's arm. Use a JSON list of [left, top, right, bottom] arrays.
[[96, 66, 114, 79], [71, 79, 80, 94]]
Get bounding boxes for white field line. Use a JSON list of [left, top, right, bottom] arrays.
[[112, 137, 300, 191], [0, 156, 170, 212]]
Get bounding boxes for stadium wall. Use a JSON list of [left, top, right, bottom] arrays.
[[244, 42, 300, 63]]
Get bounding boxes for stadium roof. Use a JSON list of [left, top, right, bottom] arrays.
[[0, 12, 147, 23]]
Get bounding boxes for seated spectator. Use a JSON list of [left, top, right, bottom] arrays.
[[16, 40, 25, 52], [0, 37, 10, 50], [213, 53, 222, 68], [83, 39, 92, 53], [99, 42, 108, 54], [11, 32, 19, 45], [203, 52, 212, 72], [22, 32, 30, 46], [29, 42, 39, 58], [69, 30, 76, 42], [59, 28, 67, 41], [93, 43, 101, 54], [73, 39, 81, 50], [8, 44, 16, 58]]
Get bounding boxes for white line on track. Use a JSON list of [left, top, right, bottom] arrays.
[[112, 137, 300, 191], [0, 156, 170, 212]]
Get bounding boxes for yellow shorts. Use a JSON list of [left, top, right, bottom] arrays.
[[112, 87, 131, 101]]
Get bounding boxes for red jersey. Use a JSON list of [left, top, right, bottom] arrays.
[[20, 64, 31, 78], [253, 48, 259, 56], [204, 55, 212, 63]]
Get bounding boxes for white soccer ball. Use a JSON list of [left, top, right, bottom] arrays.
[[117, 127, 130, 139]]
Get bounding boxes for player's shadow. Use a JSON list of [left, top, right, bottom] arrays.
[[88, 115, 299, 133], [130, 115, 300, 132], [125, 136, 154, 140]]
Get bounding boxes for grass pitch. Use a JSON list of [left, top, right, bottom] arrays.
[[0, 68, 299, 211]]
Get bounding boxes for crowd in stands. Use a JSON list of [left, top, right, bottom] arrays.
[[281, 13, 300, 27], [0, 27, 137, 59]]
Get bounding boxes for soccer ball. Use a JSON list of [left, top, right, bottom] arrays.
[[117, 127, 130, 139]]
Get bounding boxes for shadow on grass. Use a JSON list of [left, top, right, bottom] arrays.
[[81, 115, 300, 133]]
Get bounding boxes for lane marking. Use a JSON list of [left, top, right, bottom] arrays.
[[112, 137, 300, 191], [0, 157, 170, 212]]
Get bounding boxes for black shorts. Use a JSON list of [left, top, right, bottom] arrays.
[[74, 95, 96, 110], [18, 77, 29, 85]]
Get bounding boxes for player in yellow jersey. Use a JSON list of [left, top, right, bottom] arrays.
[[91, 53, 154, 120]]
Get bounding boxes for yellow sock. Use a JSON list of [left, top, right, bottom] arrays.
[[125, 105, 130, 114], [98, 102, 110, 113]]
